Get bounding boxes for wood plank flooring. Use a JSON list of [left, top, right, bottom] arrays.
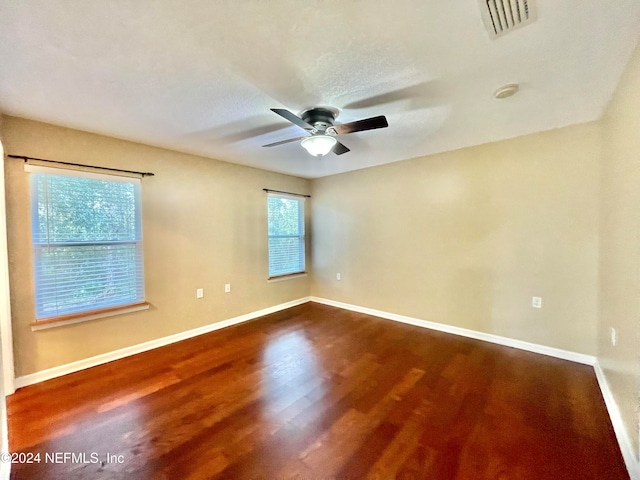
[[8, 303, 628, 479]]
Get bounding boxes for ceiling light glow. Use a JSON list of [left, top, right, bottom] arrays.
[[300, 135, 337, 156]]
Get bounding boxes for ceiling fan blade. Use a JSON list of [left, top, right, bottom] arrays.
[[342, 80, 449, 110], [270, 108, 315, 131], [262, 136, 307, 148], [333, 141, 350, 155], [221, 122, 288, 143], [331, 115, 388, 135]]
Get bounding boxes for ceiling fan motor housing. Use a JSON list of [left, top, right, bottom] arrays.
[[301, 108, 337, 133]]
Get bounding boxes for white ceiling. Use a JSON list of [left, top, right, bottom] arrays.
[[1, 1, 639, 179]]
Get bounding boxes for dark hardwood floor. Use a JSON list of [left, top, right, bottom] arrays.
[[8, 302, 628, 479]]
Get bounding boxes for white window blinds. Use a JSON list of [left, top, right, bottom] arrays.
[[29, 167, 144, 320], [267, 193, 305, 277]]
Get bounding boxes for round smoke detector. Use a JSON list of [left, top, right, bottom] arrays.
[[494, 83, 519, 99]]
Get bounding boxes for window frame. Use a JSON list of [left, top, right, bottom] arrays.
[[26, 164, 148, 327], [266, 192, 306, 279]]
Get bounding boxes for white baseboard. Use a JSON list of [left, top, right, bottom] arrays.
[[14, 296, 596, 389], [14, 297, 311, 389], [594, 361, 640, 480], [310, 297, 596, 365]]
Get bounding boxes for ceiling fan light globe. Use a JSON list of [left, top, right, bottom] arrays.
[[300, 135, 337, 156]]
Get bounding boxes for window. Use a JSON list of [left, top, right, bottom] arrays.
[[267, 193, 305, 278], [29, 166, 145, 321]]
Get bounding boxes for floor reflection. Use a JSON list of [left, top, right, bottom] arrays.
[[260, 329, 326, 420]]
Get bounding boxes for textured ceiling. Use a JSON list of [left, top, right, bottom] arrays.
[[1, 1, 639, 178]]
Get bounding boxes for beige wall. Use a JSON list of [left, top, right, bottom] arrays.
[[2, 116, 311, 377], [311, 122, 601, 355], [599, 38, 640, 458]]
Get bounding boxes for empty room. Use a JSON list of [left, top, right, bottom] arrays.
[[0, 1, 639, 479]]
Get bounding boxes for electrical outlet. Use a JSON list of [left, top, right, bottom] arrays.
[[196, 288, 204, 299], [224, 284, 231, 293], [532, 297, 542, 308], [610, 327, 617, 346], [336, 273, 341, 281]]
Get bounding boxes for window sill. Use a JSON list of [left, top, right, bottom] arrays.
[[31, 302, 150, 331], [267, 272, 307, 283]]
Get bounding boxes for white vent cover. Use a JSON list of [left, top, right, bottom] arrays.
[[478, 0, 537, 38]]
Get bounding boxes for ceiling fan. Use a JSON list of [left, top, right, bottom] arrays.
[[262, 107, 388, 157]]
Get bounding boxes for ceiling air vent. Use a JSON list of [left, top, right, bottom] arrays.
[[478, 0, 537, 39]]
